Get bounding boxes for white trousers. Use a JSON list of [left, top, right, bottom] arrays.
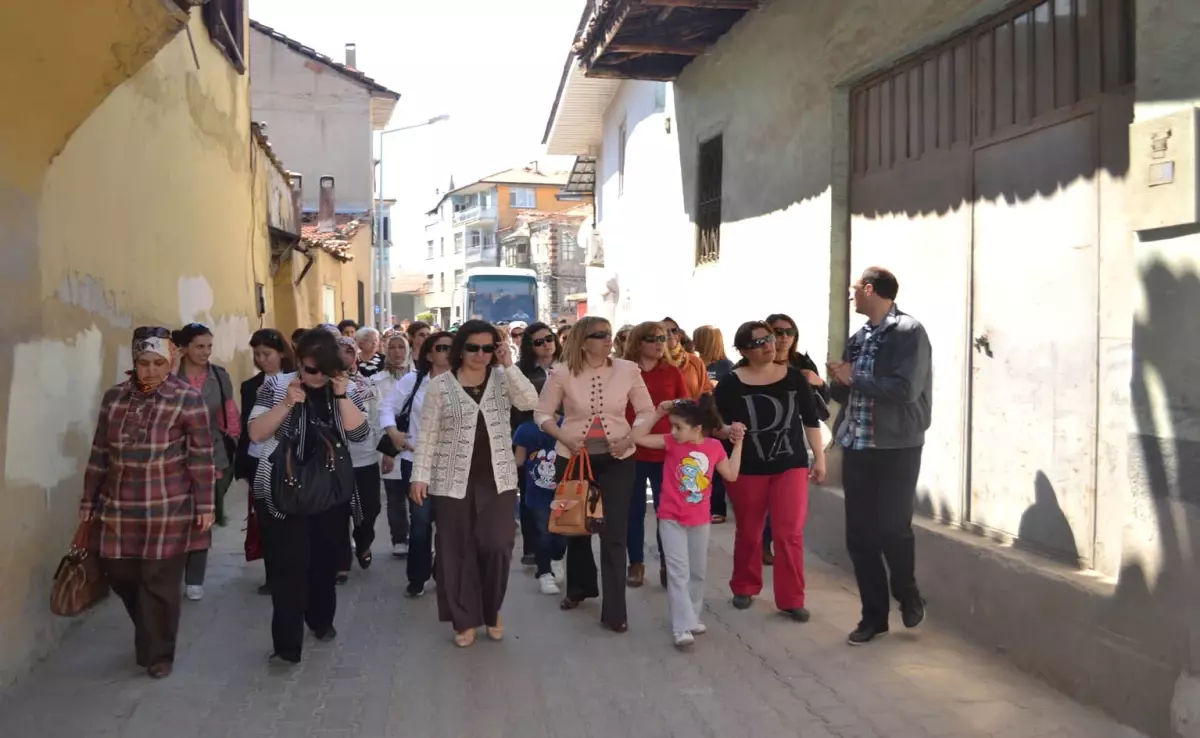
[[658, 520, 711, 632]]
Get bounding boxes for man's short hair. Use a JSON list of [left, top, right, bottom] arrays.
[[862, 267, 899, 301]]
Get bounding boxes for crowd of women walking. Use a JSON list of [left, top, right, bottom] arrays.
[[78, 275, 933, 677]]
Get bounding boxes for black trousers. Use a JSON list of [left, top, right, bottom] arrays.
[[518, 475, 538, 556], [558, 453, 635, 628], [101, 555, 186, 668], [340, 464, 382, 571], [260, 501, 351, 661], [842, 446, 924, 628], [385, 466, 410, 545]]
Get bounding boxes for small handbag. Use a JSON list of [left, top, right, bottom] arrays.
[[377, 371, 426, 457], [548, 450, 605, 537], [50, 519, 109, 617]]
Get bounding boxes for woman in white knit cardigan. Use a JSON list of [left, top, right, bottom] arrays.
[[411, 320, 539, 647]]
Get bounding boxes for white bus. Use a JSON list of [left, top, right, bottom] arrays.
[[462, 267, 538, 325]]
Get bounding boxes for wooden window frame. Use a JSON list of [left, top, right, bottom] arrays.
[[202, 0, 246, 74]]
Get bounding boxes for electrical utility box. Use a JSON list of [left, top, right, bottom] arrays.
[[1129, 107, 1199, 232]]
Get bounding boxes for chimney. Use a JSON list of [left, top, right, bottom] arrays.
[[288, 173, 303, 234], [345, 43, 357, 69], [318, 176, 336, 233]]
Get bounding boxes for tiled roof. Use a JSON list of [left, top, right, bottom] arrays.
[[561, 156, 596, 195], [300, 214, 366, 262], [249, 20, 400, 100], [479, 167, 572, 187]]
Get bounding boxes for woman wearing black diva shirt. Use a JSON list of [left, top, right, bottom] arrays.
[[714, 321, 826, 623]]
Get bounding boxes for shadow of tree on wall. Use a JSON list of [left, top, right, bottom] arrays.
[[1120, 246, 1200, 619]]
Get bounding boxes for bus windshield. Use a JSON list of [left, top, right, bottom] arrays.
[[468, 275, 536, 323]]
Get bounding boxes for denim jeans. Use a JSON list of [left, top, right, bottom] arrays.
[[386, 460, 434, 592], [627, 460, 664, 566], [529, 504, 567, 577]]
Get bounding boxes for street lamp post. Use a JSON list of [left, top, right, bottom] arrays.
[[374, 114, 450, 329]]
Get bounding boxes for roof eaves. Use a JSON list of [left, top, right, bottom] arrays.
[[543, 1, 597, 145], [249, 20, 401, 101]]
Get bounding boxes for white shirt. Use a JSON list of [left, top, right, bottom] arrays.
[[379, 370, 431, 464], [372, 370, 410, 479]]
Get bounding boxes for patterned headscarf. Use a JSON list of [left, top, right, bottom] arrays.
[[132, 326, 173, 363]]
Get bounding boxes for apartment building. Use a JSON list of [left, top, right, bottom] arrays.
[[421, 164, 575, 326]]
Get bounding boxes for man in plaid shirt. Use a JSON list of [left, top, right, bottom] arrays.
[[80, 326, 215, 679], [829, 267, 932, 647]]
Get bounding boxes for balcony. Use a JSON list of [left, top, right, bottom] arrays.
[[452, 204, 498, 226], [464, 242, 498, 267]]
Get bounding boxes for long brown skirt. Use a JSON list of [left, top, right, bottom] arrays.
[[433, 482, 517, 632]]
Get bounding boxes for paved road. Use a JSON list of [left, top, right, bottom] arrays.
[[0, 484, 1143, 738]]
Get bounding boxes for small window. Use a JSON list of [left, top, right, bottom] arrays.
[[455, 233, 465, 253], [439, 273, 446, 293], [440, 237, 446, 256], [255, 283, 266, 316], [426, 240, 435, 259], [202, 0, 246, 73], [357, 281, 366, 326], [695, 134, 723, 266], [470, 231, 482, 248], [618, 122, 627, 197], [509, 188, 537, 209]]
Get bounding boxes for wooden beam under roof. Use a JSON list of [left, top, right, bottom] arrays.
[[608, 42, 706, 56], [586, 66, 678, 81], [589, 1, 633, 64], [641, 0, 759, 9]]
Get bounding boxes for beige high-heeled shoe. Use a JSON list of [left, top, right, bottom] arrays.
[[486, 614, 504, 641], [454, 629, 476, 648]]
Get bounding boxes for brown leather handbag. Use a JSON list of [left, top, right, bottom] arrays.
[[50, 519, 109, 617], [548, 450, 605, 537]]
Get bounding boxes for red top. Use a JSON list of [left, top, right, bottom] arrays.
[[628, 361, 689, 462]]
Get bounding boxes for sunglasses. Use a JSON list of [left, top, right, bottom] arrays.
[[667, 327, 683, 334], [133, 326, 171, 340], [433, 343, 452, 353], [773, 327, 798, 338], [465, 343, 497, 354], [745, 335, 777, 350], [586, 331, 612, 340], [302, 365, 324, 375], [531, 337, 555, 347], [642, 335, 668, 344]]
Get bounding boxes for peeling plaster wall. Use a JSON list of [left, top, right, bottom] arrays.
[[0, 10, 260, 687]]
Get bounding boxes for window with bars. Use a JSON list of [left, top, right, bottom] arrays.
[[695, 135, 723, 266], [202, 0, 246, 73]]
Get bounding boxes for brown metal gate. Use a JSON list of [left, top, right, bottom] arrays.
[[848, 0, 1134, 565]]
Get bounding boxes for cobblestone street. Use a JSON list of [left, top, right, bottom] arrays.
[[0, 485, 1143, 738]]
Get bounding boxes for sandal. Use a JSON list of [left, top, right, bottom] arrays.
[[357, 550, 373, 570], [711, 515, 727, 524], [454, 629, 476, 648], [486, 614, 504, 641], [559, 597, 582, 611]]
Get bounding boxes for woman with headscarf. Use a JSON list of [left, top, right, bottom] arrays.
[[173, 323, 240, 602], [661, 317, 711, 399], [80, 327, 216, 679], [372, 332, 413, 557]]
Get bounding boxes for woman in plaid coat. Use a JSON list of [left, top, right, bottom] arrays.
[[79, 326, 216, 679]]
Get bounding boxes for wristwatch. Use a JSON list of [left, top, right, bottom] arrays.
[[333, 393, 348, 399]]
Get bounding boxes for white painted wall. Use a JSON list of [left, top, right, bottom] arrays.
[[250, 31, 374, 213]]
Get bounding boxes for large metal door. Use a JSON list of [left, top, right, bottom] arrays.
[[968, 114, 1099, 563], [848, 0, 1134, 565]]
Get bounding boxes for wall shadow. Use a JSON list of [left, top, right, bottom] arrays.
[[1016, 471, 1080, 565]]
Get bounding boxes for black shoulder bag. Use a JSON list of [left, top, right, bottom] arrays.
[[376, 370, 426, 457], [270, 391, 355, 516], [214, 367, 240, 468]]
